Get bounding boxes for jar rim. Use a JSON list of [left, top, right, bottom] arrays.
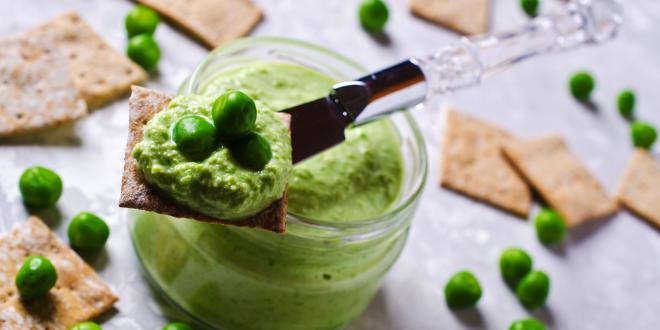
[[183, 36, 428, 237]]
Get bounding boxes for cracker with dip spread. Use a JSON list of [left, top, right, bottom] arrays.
[[0, 36, 87, 138], [0, 217, 117, 328], [503, 135, 618, 226], [616, 149, 660, 228], [439, 107, 531, 217], [119, 86, 289, 233], [136, 0, 262, 49], [24, 11, 147, 109], [410, 0, 490, 35]]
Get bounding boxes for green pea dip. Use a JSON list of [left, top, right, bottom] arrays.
[[132, 61, 407, 329]]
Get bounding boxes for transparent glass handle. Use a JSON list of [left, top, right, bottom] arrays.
[[417, 0, 623, 94]]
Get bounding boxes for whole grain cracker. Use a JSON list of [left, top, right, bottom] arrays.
[[439, 107, 531, 216], [119, 86, 288, 233], [616, 149, 660, 228], [136, 0, 262, 49], [0, 217, 117, 329], [24, 11, 147, 109], [0, 37, 87, 138], [410, 0, 490, 35], [503, 135, 618, 226]]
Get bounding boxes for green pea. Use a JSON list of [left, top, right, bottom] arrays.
[[19, 166, 63, 209], [127, 34, 160, 71], [69, 321, 102, 330], [516, 270, 550, 309], [67, 212, 110, 252], [125, 5, 160, 38], [172, 116, 218, 156], [617, 89, 635, 119], [359, 0, 389, 33], [569, 71, 595, 101], [444, 271, 482, 309], [520, 0, 539, 17], [631, 121, 657, 149], [509, 318, 545, 330], [162, 322, 192, 330], [230, 132, 272, 171], [15, 255, 58, 299], [535, 208, 566, 244], [211, 91, 257, 138], [500, 247, 533, 287]]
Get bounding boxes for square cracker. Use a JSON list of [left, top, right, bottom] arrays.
[[0, 36, 87, 137], [410, 0, 490, 35], [503, 135, 618, 226], [137, 0, 262, 49], [119, 86, 288, 233], [439, 107, 531, 216], [0, 217, 117, 329], [24, 11, 147, 109], [616, 149, 660, 228]]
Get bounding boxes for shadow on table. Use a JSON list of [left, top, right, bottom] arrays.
[[0, 122, 81, 146], [28, 205, 63, 228], [531, 305, 557, 329], [543, 213, 617, 258], [78, 248, 110, 272], [451, 308, 487, 329], [348, 290, 398, 330]]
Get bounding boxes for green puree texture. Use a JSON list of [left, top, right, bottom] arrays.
[[201, 62, 404, 221]]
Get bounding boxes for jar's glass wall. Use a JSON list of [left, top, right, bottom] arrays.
[[129, 37, 427, 330]]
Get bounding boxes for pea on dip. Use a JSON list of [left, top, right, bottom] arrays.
[[131, 61, 406, 329]]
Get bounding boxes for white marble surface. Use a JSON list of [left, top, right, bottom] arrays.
[[1, 0, 660, 329]]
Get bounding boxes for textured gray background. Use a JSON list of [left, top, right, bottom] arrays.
[[1, 0, 659, 329]]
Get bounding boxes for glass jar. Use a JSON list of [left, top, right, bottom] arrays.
[[128, 37, 427, 330]]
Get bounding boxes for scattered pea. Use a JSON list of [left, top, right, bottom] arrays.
[[520, 0, 539, 18], [68, 212, 110, 252], [631, 121, 657, 149], [569, 71, 595, 101], [516, 270, 550, 309], [125, 5, 160, 38], [444, 271, 482, 309], [69, 321, 102, 330], [500, 247, 533, 287], [359, 0, 389, 33], [231, 132, 273, 171], [127, 34, 161, 71], [617, 89, 635, 119], [172, 115, 218, 156], [19, 166, 63, 209], [162, 322, 193, 330], [535, 208, 566, 244], [15, 255, 58, 299], [212, 91, 257, 138], [509, 318, 545, 330]]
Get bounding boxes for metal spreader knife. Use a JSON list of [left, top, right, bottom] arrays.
[[283, 0, 622, 163]]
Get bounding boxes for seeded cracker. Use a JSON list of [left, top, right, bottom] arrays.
[[616, 149, 660, 228], [119, 86, 288, 233], [24, 11, 147, 109], [136, 0, 262, 48], [0, 217, 117, 329], [410, 0, 490, 35], [439, 107, 531, 216], [0, 37, 87, 138], [503, 135, 618, 226]]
